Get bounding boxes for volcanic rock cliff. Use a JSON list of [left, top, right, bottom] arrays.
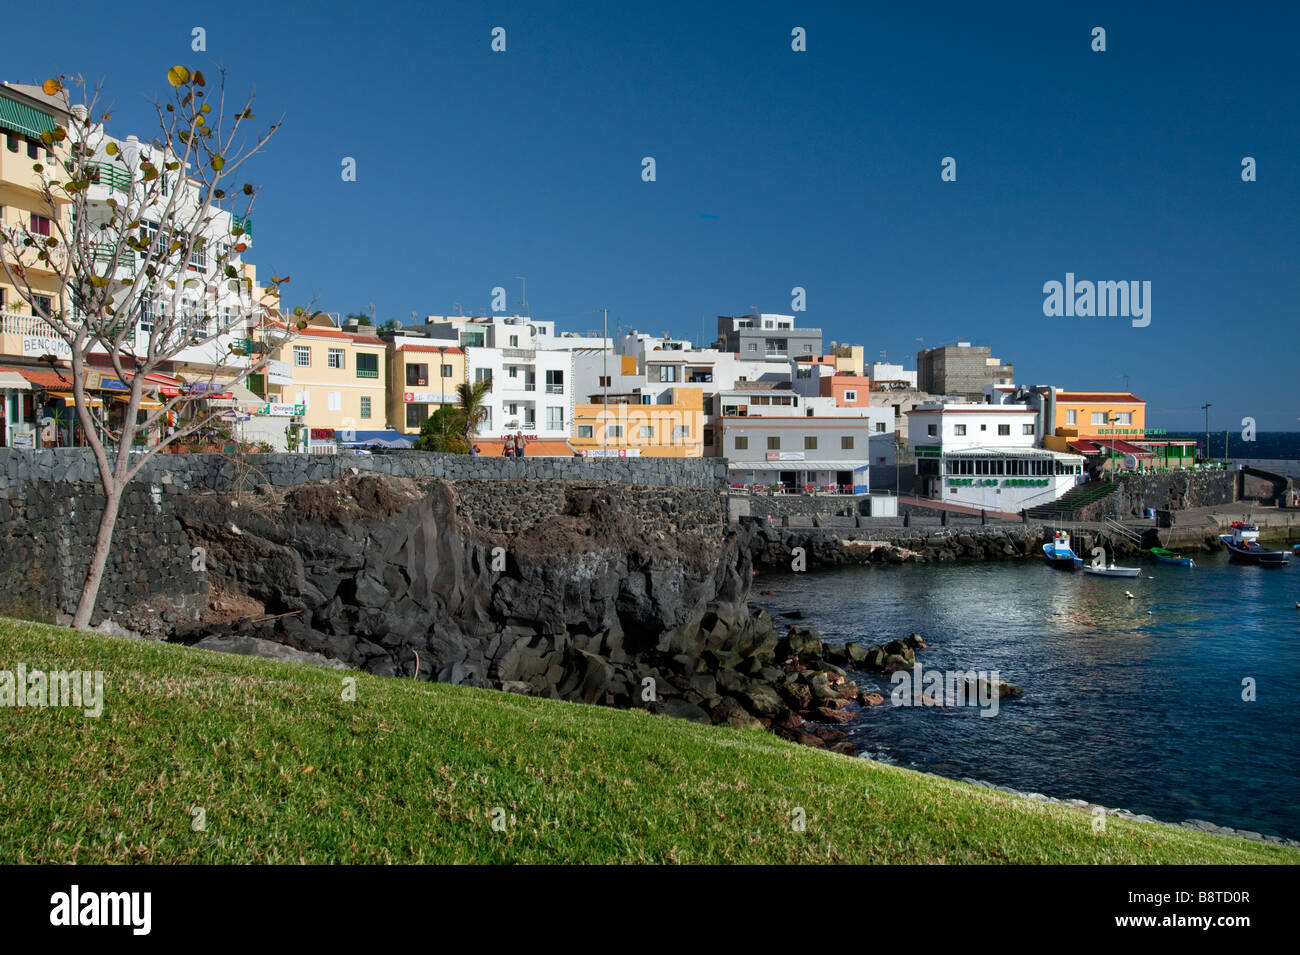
[[175, 473, 762, 708]]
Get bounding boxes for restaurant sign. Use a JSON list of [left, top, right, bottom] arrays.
[[1097, 428, 1167, 436], [765, 451, 806, 461], [403, 392, 454, 403]]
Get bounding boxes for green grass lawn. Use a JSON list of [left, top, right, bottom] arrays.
[[1, 615, 1294, 864]]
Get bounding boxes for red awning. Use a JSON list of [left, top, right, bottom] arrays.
[[1069, 440, 1101, 454], [1109, 440, 1154, 456]]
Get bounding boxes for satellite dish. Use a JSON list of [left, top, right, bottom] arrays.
[[1123, 454, 1138, 469]]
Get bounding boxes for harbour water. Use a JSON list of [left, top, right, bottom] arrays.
[[755, 548, 1300, 839]]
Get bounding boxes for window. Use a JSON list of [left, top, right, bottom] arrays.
[[1066, 409, 1078, 426], [980, 424, 987, 431], [356, 353, 379, 378], [796, 367, 811, 379], [598, 375, 611, 387], [747, 343, 758, 352], [606, 425, 624, 438], [328, 348, 345, 369], [734, 436, 748, 450], [294, 345, 311, 367], [804, 436, 817, 450], [32, 294, 53, 318], [1023, 424, 1035, 435], [29, 214, 51, 236], [841, 436, 855, 449], [188, 244, 207, 271], [327, 392, 341, 412], [547, 407, 564, 430], [874, 422, 886, 433], [1092, 412, 1107, 426], [475, 368, 492, 384], [5, 133, 18, 153], [1116, 412, 1132, 425], [546, 369, 564, 393], [704, 428, 713, 446], [954, 424, 967, 436], [767, 436, 780, 450], [998, 424, 1010, 436], [578, 425, 594, 438], [844, 390, 857, 401], [508, 366, 518, 378], [360, 396, 372, 419], [639, 426, 654, 438], [441, 364, 453, 378], [406, 404, 428, 429], [674, 425, 689, 439], [406, 363, 428, 386], [656, 365, 678, 383], [508, 335, 519, 347], [927, 423, 938, 436], [802, 344, 812, 353], [26, 139, 39, 159]]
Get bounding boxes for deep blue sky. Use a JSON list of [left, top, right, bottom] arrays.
[[8, 1, 1297, 428]]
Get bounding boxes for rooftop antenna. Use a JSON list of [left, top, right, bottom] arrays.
[[454, 302, 464, 316], [515, 275, 527, 314]]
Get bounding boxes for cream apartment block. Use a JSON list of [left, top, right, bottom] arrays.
[[262, 315, 387, 431]]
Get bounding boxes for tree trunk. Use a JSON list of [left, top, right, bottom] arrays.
[[71, 480, 123, 630]]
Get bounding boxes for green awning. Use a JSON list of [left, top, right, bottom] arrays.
[[0, 94, 58, 139]]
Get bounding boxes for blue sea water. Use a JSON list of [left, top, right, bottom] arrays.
[[1165, 431, 1300, 461], [755, 548, 1300, 839]]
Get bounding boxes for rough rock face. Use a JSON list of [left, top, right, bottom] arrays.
[[175, 474, 754, 703]]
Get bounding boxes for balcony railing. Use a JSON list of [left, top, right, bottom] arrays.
[[232, 214, 253, 236], [1, 310, 54, 336], [545, 383, 563, 394], [502, 348, 535, 360], [83, 160, 134, 195], [91, 243, 136, 272]]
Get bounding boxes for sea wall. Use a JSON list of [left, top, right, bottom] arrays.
[[0, 448, 728, 495], [1075, 470, 1237, 521]]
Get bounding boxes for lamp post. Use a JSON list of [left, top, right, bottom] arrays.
[[1201, 402, 1213, 463], [1108, 411, 1119, 480]]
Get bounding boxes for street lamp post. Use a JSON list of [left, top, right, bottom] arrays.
[[1201, 402, 1213, 463]]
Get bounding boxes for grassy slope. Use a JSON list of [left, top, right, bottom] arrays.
[[0, 616, 1293, 864]]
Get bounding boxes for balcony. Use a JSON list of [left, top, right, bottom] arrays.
[[1, 309, 55, 337], [91, 242, 136, 273], [232, 214, 253, 237], [502, 348, 535, 361], [545, 383, 563, 394], [84, 160, 134, 195]]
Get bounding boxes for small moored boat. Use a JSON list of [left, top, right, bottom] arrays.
[[1043, 531, 1082, 571], [1084, 564, 1142, 578], [1220, 525, 1292, 567], [1151, 547, 1194, 568]]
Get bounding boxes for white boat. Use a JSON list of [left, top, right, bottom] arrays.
[[1083, 564, 1141, 578]]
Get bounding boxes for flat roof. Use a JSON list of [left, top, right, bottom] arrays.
[[943, 446, 1084, 461]]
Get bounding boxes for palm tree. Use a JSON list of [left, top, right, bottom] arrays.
[[458, 378, 492, 442]]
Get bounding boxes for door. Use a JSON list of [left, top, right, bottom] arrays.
[[780, 470, 796, 492]]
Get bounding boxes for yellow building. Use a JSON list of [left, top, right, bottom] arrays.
[[1043, 391, 1146, 451], [1, 82, 71, 357], [259, 314, 387, 431], [387, 341, 467, 434], [571, 387, 703, 457]]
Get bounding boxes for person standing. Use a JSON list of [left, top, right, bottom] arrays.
[[514, 431, 525, 457]]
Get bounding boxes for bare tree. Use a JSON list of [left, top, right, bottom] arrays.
[[0, 67, 316, 629]]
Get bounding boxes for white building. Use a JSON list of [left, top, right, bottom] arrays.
[[907, 402, 1083, 511], [868, 361, 917, 389]]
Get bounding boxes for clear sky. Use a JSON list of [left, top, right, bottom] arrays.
[[7, 1, 1297, 428]]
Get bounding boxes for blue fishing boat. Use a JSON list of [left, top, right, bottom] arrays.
[[1220, 524, 1291, 567], [1043, 531, 1082, 571]]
